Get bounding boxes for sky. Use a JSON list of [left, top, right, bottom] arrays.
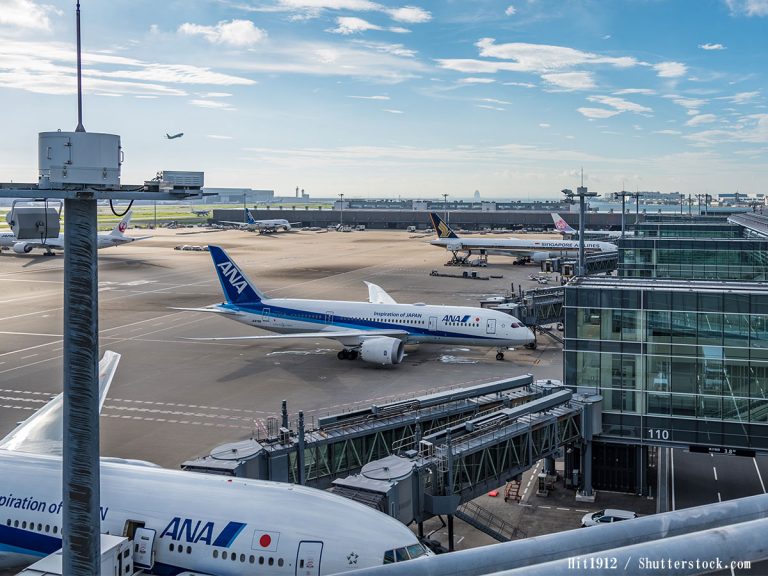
[[0, 0, 767, 199]]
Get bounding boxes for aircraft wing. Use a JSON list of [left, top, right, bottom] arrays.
[[219, 220, 248, 227], [0, 351, 120, 455], [170, 306, 240, 315], [185, 329, 409, 347], [365, 281, 397, 305]]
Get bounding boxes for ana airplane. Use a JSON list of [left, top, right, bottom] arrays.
[[0, 351, 431, 575], [178, 246, 534, 363], [220, 209, 299, 233], [0, 211, 150, 255], [166, 132, 183, 139], [428, 213, 617, 265], [551, 213, 621, 239]]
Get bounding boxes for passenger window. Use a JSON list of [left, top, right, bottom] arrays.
[[300, 560, 305, 568], [169, 544, 175, 552], [249, 555, 255, 564], [240, 554, 245, 562], [222, 551, 228, 560], [278, 558, 284, 567], [213, 550, 219, 559], [269, 557, 274, 566], [187, 546, 191, 554], [259, 556, 265, 565]]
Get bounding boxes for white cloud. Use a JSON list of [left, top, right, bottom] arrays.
[[666, 96, 707, 110], [458, 77, 496, 84], [685, 113, 768, 144], [207, 134, 234, 139], [190, 99, 236, 110], [654, 129, 682, 135], [477, 104, 505, 111], [348, 94, 390, 99], [577, 107, 621, 119], [654, 61, 687, 78], [587, 95, 652, 113], [477, 98, 511, 105], [541, 72, 595, 91], [613, 88, 656, 95], [725, 0, 768, 17], [178, 20, 267, 47], [687, 114, 717, 126], [539, 123, 551, 128], [389, 26, 411, 34], [503, 81, 537, 88], [0, 0, 58, 31], [699, 43, 726, 50], [329, 16, 383, 34], [383, 108, 403, 113], [387, 6, 431, 23], [505, 5, 517, 16], [198, 92, 232, 98], [718, 91, 760, 104], [351, 40, 417, 57]]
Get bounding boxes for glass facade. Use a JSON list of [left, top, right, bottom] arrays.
[[618, 238, 768, 280], [634, 223, 743, 238], [565, 278, 768, 450]]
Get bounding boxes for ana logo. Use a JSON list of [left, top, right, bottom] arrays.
[[118, 221, 127, 233], [443, 314, 471, 323], [437, 221, 451, 238], [160, 517, 246, 548], [217, 261, 248, 295]]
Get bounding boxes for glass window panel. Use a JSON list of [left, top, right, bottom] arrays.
[[647, 311, 671, 343], [749, 400, 768, 423], [697, 313, 722, 347], [722, 398, 749, 422], [671, 358, 696, 394], [697, 396, 721, 420], [647, 393, 670, 415], [647, 356, 670, 392], [671, 394, 696, 417]]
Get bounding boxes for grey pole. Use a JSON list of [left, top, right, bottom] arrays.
[[281, 400, 288, 429], [577, 191, 585, 276], [341, 493, 768, 576], [62, 197, 100, 576], [621, 194, 626, 238], [339, 194, 344, 228], [297, 410, 306, 485]]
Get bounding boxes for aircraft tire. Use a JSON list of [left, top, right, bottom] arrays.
[[338, 350, 348, 360], [496, 352, 504, 361]]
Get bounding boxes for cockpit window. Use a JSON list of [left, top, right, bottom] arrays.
[[383, 550, 395, 564], [407, 543, 427, 559], [395, 547, 409, 562]]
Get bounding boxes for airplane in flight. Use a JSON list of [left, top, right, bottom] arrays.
[[177, 246, 534, 363], [428, 213, 617, 265], [0, 351, 431, 574], [0, 211, 150, 255], [551, 213, 621, 239], [220, 208, 299, 233], [166, 132, 184, 139]]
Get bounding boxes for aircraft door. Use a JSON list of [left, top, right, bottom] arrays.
[[296, 541, 323, 576], [429, 316, 438, 331], [133, 527, 156, 571], [325, 311, 334, 325], [486, 318, 496, 334]]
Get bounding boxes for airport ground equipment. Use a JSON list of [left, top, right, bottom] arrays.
[[16, 535, 133, 576], [6, 200, 62, 240], [341, 492, 768, 576], [430, 269, 489, 280]]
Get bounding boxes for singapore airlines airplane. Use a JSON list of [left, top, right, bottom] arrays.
[[428, 213, 617, 265], [551, 213, 621, 239], [221, 209, 299, 233], [0, 211, 149, 255], [178, 246, 534, 363], [0, 352, 430, 574]]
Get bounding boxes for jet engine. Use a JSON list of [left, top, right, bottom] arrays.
[[531, 251, 551, 263], [446, 242, 463, 252], [12, 242, 33, 254], [359, 337, 405, 365]]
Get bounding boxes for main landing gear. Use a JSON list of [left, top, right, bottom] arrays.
[[496, 349, 505, 361], [337, 349, 359, 360]]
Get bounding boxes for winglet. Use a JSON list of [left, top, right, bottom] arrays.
[[0, 351, 121, 455], [208, 245, 265, 305], [428, 213, 459, 239]]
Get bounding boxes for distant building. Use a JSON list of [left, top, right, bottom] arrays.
[[203, 188, 274, 204]]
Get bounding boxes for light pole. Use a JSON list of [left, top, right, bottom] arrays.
[[243, 191, 247, 222], [442, 193, 449, 221], [613, 190, 632, 239], [563, 184, 597, 276], [339, 193, 344, 228]]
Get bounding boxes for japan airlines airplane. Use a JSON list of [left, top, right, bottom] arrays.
[[178, 246, 534, 363], [0, 211, 150, 255], [551, 213, 621, 239], [428, 213, 617, 265], [0, 352, 430, 575], [221, 209, 299, 233]]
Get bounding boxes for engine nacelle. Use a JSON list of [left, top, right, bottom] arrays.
[[359, 337, 405, 365], [12, 242, 33, 254], [446, 242, 463, 252], [531, 251, 551, 263]]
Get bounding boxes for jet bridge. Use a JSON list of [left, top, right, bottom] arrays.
[[181, 374, 539, 486]]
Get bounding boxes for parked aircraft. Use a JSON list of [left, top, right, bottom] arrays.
[[191, 209, 210, 217], [0, 211, 150, 255], [177, 246, 534, 363], [0, 351, 430, 574], [551, 213, 621, 239], [166, 132, 183, 139], [220, 209, 299, 233], [428, 213, 616, 265]]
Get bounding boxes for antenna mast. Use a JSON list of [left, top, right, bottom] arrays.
[[75, 1, 85, 132]]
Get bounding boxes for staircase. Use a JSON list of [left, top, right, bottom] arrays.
[[455, 500, 526, 542]]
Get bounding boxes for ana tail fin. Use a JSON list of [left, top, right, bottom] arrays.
[[208, 245, 264, 305], [428, 212, 459, 239], [245, 209, 256, 225]]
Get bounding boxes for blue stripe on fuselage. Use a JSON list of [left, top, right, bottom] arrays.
[[223, 302, 507, 341], [0, 525, 60, 557]]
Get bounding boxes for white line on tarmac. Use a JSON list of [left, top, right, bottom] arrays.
[[713, 467, 718, 481], [755, 459, 766, 493]]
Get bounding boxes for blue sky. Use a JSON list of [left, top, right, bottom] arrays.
[[0, 0, 767, 199]]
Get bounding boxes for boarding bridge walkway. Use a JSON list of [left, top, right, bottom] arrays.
[[182, 374, 539, 487]]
